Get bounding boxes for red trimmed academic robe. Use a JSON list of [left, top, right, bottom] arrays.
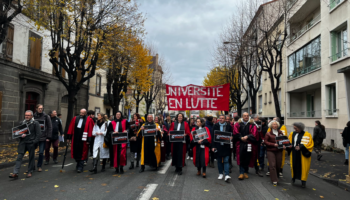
[[111, 120, 128, 168], [67, 115, 94, 161], [190, 127, 211, 167], [169, 121, 191, 168]]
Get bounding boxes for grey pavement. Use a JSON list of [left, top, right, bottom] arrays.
[[0, 151, 349, 200]]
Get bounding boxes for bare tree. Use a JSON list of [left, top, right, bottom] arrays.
[[0, 1, 22, 46]]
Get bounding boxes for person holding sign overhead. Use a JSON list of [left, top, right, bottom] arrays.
[[264, 120, 285, 186], [190, 118, 211, 178], [138, 114, 163, 173], [233, 112, 258, 180], [212, 115, 233, 182], [169, 113, 191, 175], [106, 111, 129, 174]]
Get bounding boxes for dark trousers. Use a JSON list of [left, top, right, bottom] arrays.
[[75, 160, 84, 171], [210, 151, 215, 162], [267, 151, 282, 183], [197, 166, 206, 173], [37, 141, 46, 167], [14, 143, 35, 174], [45, 139, 59, 161], [259, 145, 266, 170]]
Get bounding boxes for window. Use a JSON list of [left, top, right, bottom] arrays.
[[28, 31, 42, 69], [288, 36, 321, 80], [0, 24, 14, 61], [259, 77, 262, 91], [96, 75, 101, 96], [258, 95, 262, 113], [306, 94, 315, 117], [331, 27, 347, 62], [25, 92, 39, 113], [264, 93, 267, 104], [95, 107, 100, 117], [326, 84, 337, 115], [269, 92, 272, 103], [278, 89, 281, 110], [106, 108, 110, 118], [330, 0, 345, 10]]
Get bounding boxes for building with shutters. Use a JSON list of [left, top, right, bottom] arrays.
[[285, 0, 349, 149], [0, 13, 88, 144]]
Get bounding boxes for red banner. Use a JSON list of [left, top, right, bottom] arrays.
[[166, 84, 230, 111]]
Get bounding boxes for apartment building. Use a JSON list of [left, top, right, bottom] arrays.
[[285, 0, 349, 149], [0, 13, 88, 143]]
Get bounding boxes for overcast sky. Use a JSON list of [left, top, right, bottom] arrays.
[[136, 0, 239, 86]]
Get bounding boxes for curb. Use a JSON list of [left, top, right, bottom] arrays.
[[0, 149, 71, 170], [286, 160, 350, 192], [309, 172, 350, 192]]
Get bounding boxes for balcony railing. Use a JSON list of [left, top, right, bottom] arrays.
[[288, 110, 322, 118], [325, 109, 338, 117], [330, 48, 349, 62], [288, 62, 321, 80], [330, 0, 345, 10], [288, 14, 321, 45]]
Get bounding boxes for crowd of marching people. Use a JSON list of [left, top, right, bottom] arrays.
[[9, 105, 350, 188]]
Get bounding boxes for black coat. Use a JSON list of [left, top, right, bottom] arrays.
[[50, 116, 63, 140], [17, 120, 41, 154], [212, 123, 233, 157], [342, 127, 350, 147], [33, 112, 52, 141], [313, 125, 325, 144]]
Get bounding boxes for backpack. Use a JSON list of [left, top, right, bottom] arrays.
[[319, 128, 326, 139]]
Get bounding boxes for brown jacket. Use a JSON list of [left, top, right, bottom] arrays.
[[264, 130, 284, 152]]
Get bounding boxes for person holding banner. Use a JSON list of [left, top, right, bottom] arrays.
[[106, 111, 129, 174], [138, 115, 163, 173], [190, 118, 211, 178], [169, 113, 191, 175], [128, 113, 143, 169], [89, 113, 109, 174], [233, 112, 258, 180], [287, 122, 314, 188], [33, 104, 52, 172], [212, 115, 233, 182], [9, 110, 41, 179], [66, 109, 94, 173], [264, 120, 285, 186]]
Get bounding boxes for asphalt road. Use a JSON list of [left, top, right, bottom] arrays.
[[0, 151, 349, 200]]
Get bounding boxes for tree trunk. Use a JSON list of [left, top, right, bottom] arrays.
[[272, 89, 281, 119], [136, 104, 139, 113], [64, 91, 76, 133], [250, 93, 257, 114], [145, 100, 152, 115]]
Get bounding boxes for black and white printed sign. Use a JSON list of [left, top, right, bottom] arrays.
[[191, 128, 209, 142], [112, 133, 129, 145], [276, 136, 292, 149], [142, 125, 157, 137], [214, 131, 232, 144], [35, 120, 45, 131], [12, 124, 31, 139], [169, 130, 185, 142]]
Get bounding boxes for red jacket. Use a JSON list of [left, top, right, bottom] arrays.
[[264, 130, 284, 152]]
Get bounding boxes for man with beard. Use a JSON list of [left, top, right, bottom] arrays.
[[66, 109, 94, 173], [138, 114, 163, 172], [9, 110, 41, 179], [233, 112, 258, 180]]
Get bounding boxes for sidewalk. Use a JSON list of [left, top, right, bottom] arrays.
[[308, 150, 350, 190], [0, 143, 69, 169]]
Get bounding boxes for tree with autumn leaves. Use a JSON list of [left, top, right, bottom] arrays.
[[25, 0, 145, 129]]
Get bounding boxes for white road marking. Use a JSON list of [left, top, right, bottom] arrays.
[[158, 160, 172, 174], [52, 163, 73, 167], [168, 174, 178, 187], [136, 184, 158, 200]]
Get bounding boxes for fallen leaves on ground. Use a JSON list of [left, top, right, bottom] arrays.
[[54, 185, 59, 188], [320, 196, 324, 198], [313, 188, 316, 191], [106, 191, 110, 193], [89, 178, 94, 180], [101, 183, 107, 186], [204, 190, 209, 192], [79, 188, 85, 190]]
